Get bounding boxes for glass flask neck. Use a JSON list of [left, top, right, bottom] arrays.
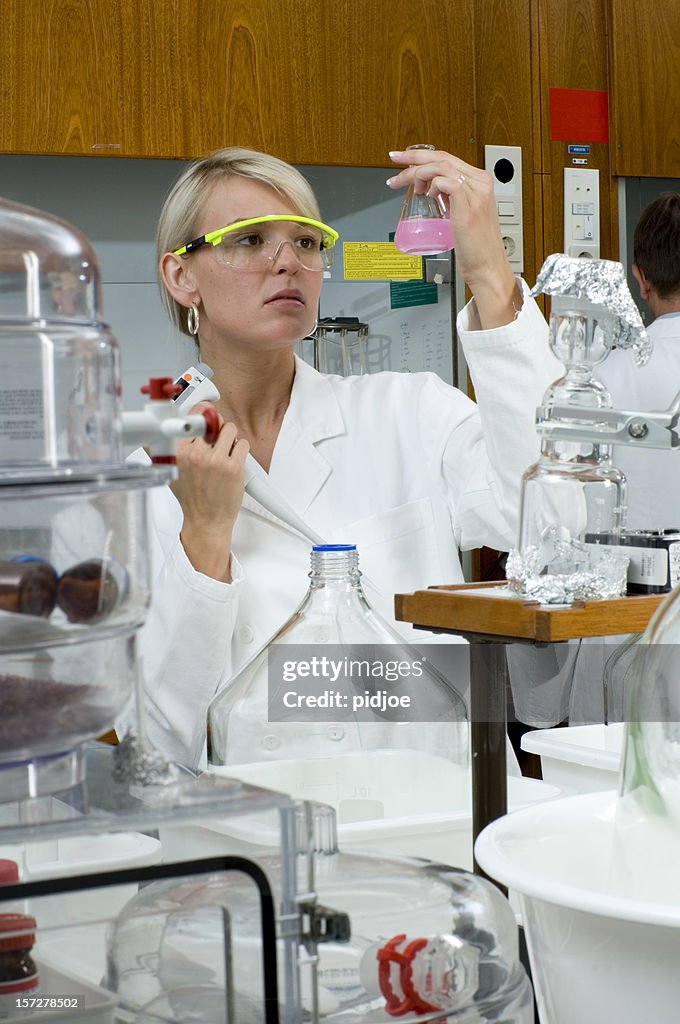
[[309, 546, 362, 588], [296, 801, 339, 856], [548, 303, 611, 372]]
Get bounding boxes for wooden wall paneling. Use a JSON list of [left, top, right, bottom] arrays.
[[530, 0, 550, 295], [0, 0, 128, 155], [187, 0, 476, 166], [536, 0, 617, 263], [125, 0, 192, 159], [609, 0, 680, 178], [0, 0, 478, 165], [472, 0, 537, 282]]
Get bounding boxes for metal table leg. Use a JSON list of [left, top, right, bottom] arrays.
[[468, 638, 508, 881]]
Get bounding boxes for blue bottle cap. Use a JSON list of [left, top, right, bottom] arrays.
[[312, 544, 357, 552]]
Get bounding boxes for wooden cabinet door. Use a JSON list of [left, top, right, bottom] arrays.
[[0, 0, 131, 156], [0, 0, 477, 165], [609, 0, 680, 177]]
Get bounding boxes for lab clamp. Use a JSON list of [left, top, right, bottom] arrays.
[[509, 255, 662, 603]]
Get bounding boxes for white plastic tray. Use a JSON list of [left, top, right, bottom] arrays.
[[521, 723, 624, 792]]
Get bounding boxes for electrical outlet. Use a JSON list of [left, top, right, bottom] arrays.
[[564, 168, 600, 259], [485, 145, 524, 273]]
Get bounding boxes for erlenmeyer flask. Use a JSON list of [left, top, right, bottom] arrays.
[[394, 144, 454, 255]]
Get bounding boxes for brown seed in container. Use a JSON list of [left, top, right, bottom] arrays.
[[0, 674, 110, 754], [0, 561, 59, 618], [57, 558, 120, 623]]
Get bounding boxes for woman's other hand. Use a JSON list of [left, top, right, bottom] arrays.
[[170, 402, 249, 582], [387, 148, 521, 330]]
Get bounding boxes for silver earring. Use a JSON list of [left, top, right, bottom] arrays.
[[187, 304, 200, 336], [303, 319, 318, 341]]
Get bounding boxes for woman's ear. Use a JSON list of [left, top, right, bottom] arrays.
[[159, 252, 200, 309]]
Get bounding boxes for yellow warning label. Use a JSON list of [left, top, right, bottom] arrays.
[[342, 242, 423, 281]]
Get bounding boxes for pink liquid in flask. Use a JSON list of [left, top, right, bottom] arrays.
[[394, 217, 454, 256]]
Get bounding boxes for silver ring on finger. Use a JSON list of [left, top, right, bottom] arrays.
[[456, 174, 466, 185]]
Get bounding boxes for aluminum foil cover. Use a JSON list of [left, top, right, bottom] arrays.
[[506, 534, 629, 604], [531, 254, 650, 365]]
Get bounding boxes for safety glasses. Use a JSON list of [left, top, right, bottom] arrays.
[[173, 215, 339, 272]]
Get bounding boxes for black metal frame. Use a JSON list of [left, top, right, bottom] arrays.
[[0, 854, 282, 1024]]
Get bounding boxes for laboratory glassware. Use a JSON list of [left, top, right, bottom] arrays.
[[108, 801, 533, 1023], [0, 196, 171, 801], [509, 274, 632, 603], [394, 144, 454, 256], [208, 544, 468, 768], [314, 317, 369, 376]]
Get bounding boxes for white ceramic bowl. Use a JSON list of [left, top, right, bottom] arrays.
[[475, 790, 680, 1024]]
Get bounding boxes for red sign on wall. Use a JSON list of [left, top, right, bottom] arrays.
[[549, 88, 609, 144]]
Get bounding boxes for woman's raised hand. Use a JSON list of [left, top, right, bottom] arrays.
[[387, 148, 521, 329]]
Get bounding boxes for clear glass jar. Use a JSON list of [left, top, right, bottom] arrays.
[[107, 803, 533, 1023], [0, 197, 171, 802], [0, 469, 158, 649], [0, 198, 123, 469]]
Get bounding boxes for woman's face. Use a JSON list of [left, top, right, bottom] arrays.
[[187, 177, 324, 352]]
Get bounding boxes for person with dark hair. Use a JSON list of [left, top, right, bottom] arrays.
[[597, 191, 680, 531], [508, 192, 680, 731]]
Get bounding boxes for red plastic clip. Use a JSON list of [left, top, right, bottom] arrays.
[[376, 934, 437, 1016]]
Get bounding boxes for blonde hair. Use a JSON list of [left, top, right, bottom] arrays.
[[157, 148, 322, 336]]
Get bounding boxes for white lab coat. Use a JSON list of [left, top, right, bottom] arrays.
[[599, 312, 680, 530], [507, 313, 680, 727], [136, 282, 560, 767]]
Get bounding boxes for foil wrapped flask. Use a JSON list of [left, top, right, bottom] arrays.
[[508, 256, 649, 604]]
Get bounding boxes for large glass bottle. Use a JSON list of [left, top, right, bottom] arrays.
[[209, 544, 468, 769], [107, 802, 533, 1023]]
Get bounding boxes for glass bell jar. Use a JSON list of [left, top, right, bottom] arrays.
[[0, 197, 170, 800], [508, 258, 645, 604], [394, 144, 454, 256], [107, 802, 533, 1023]]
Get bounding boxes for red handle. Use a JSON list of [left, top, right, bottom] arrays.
[[141, 377, 182, 400], [201, 406, 221, 444]]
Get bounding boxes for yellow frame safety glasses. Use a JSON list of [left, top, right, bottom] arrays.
[[173, 215, 340, 257]]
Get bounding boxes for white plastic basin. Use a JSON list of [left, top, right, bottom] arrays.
[[521, 723, 623, 792], [161, 751, 560, 870], [475, 790, 680, 1024]]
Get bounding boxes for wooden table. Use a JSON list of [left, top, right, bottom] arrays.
[[394, 582, 666, 877]]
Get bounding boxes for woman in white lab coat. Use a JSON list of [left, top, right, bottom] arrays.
[[138, 146, 559, 768]]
